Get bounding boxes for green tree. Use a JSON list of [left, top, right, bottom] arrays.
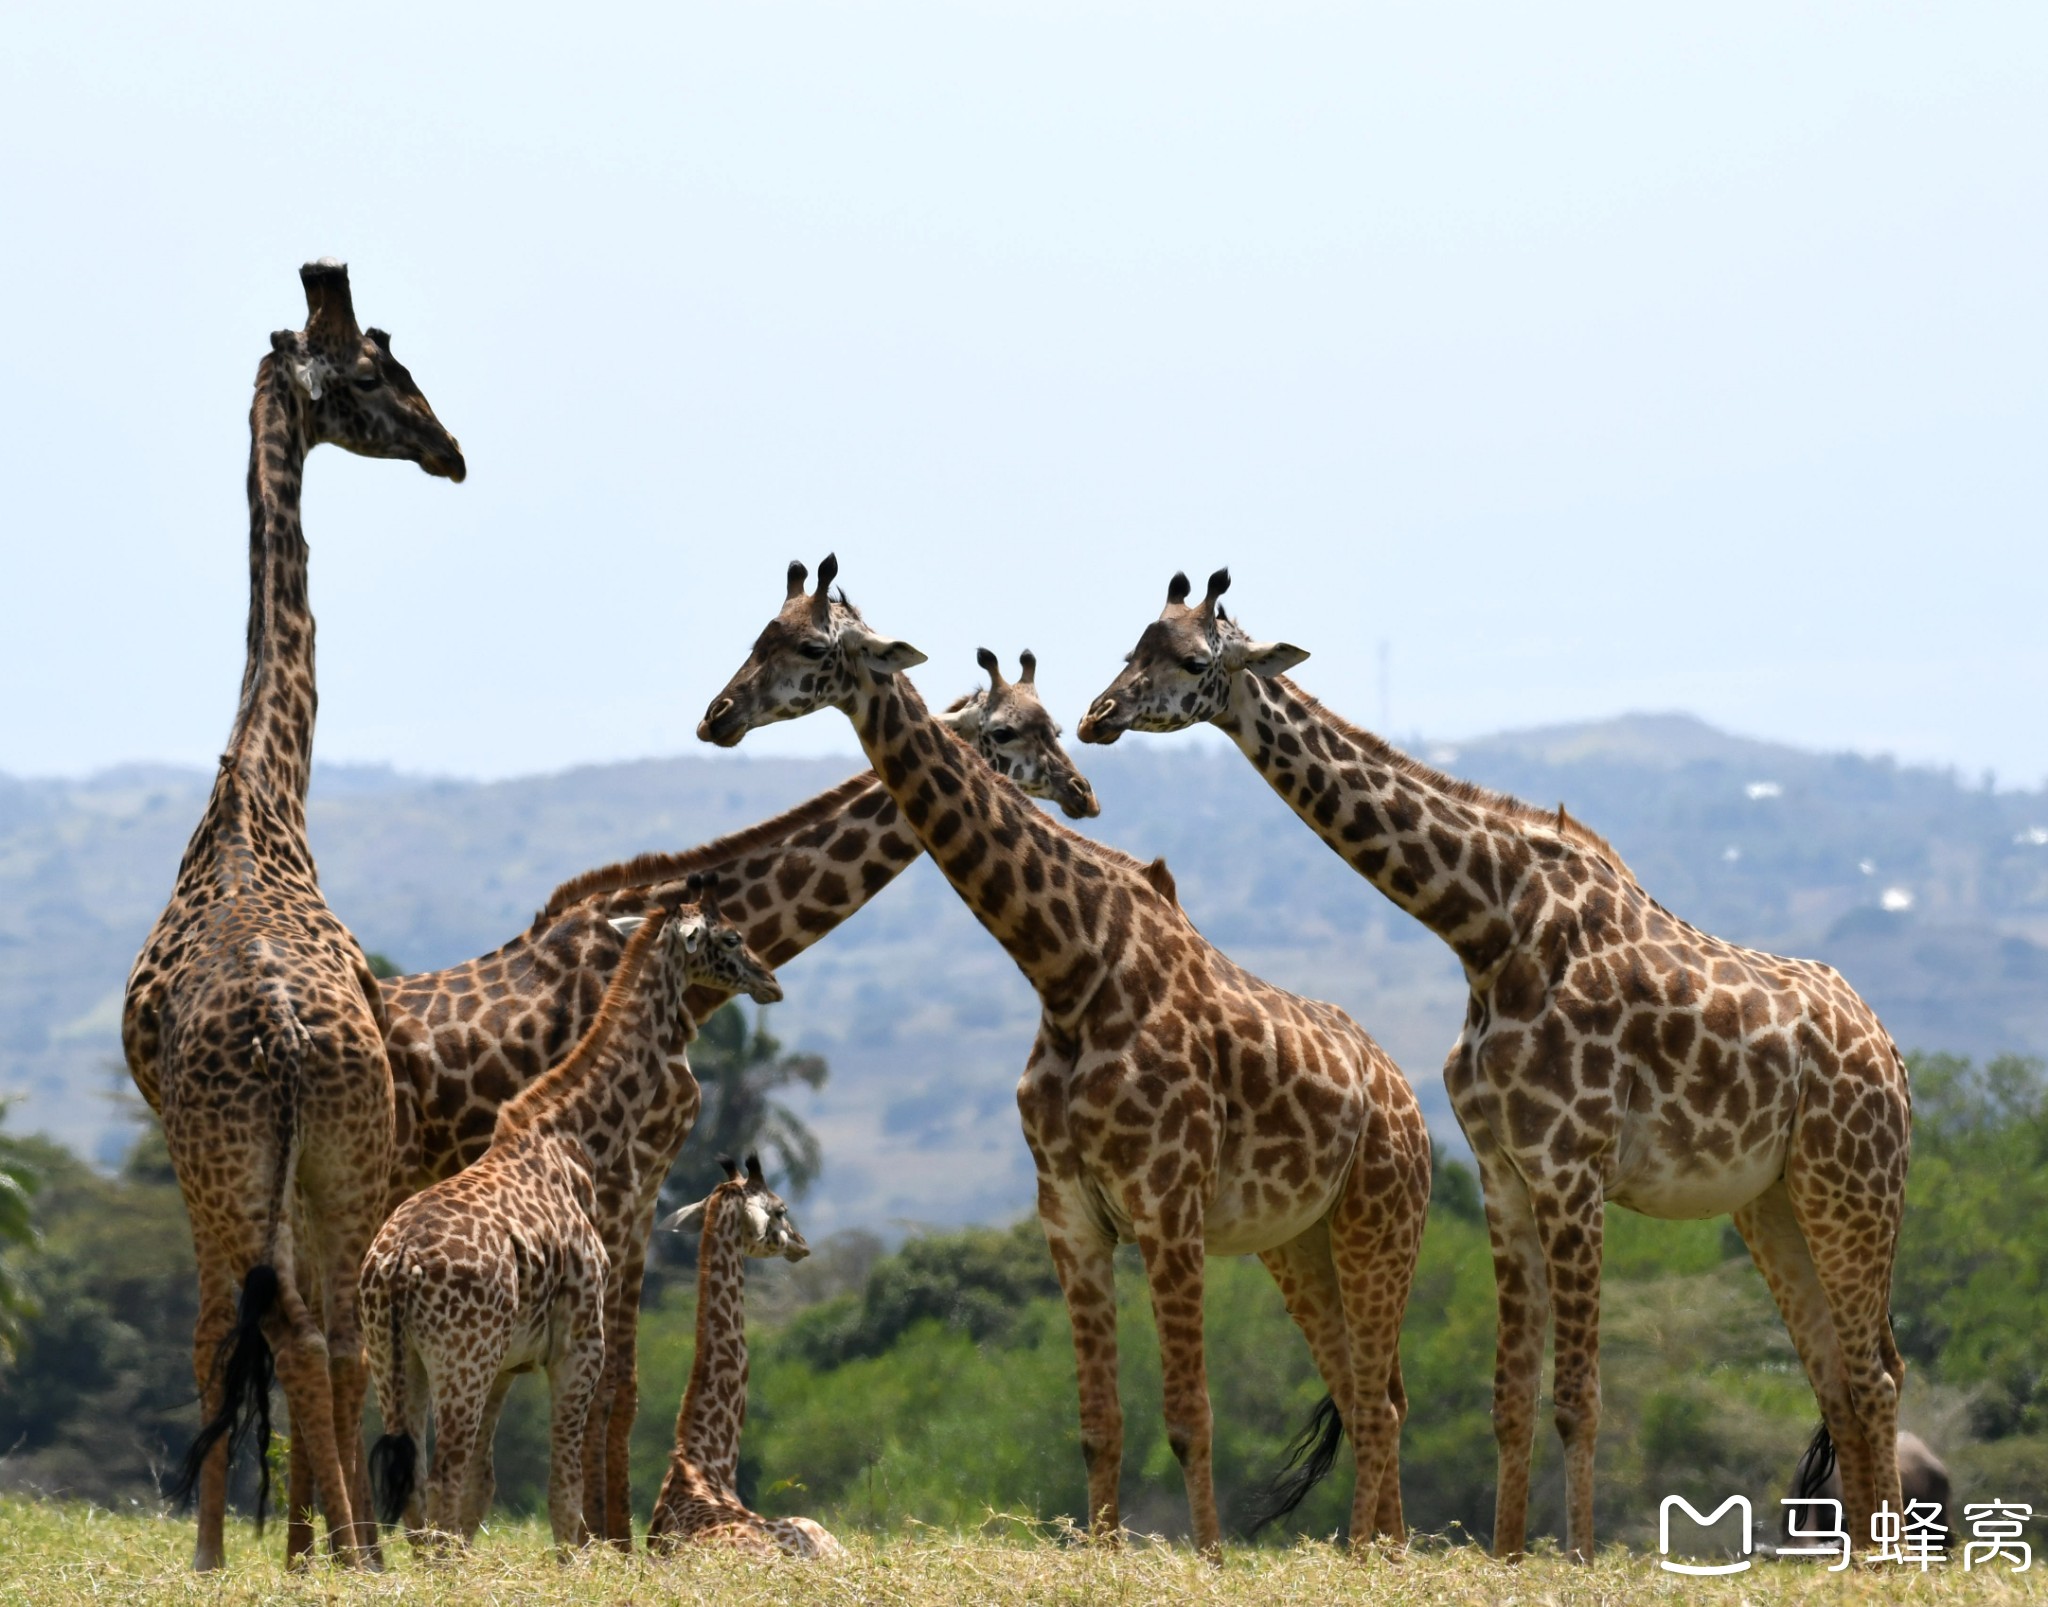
[[0, 1102, 42, 1364]]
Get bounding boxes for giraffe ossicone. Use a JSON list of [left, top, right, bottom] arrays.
[[1081, 566, 1914, 1562]]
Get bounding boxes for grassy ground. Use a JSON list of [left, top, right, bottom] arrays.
[[4, 1502, 2048, 1606]]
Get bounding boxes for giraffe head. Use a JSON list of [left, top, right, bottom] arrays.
[[1077, 567, 1307, 743], [267, 260, 466, 481], [662, 1154, 810, 1262], [698, 555, 1101, 818], [935, 649, 1100, 819], [612, 875, 783, 1005]]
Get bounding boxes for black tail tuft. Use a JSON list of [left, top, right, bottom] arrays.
[[1791, 1419, 1837, 1501], [1246, 1393, 1347, 1537], [369, 1433, 418, 1528], [167, 1263, 281, 1532]]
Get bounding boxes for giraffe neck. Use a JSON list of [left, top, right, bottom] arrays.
[[223, 354, 316, 810], [526, 985, 692, 1175], [842, 674, 1109, 1024], [676, 1190, 751, 1491], [1214, 670, 1540, 976]]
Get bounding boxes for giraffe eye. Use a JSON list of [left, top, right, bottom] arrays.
[[721, 931, 741, 948], [987, 726, 1017, 745], [1181, 657, 1210, 674], [351, 371, 382, 392], [796, 641, 828, 660]]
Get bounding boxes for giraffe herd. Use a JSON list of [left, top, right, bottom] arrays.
[[122, 263, 1913, 1571]]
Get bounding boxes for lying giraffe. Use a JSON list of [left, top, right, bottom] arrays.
[[1079, 568, 1913, 1559], [698, 557, 1431, 1556], [122, 261, 465, 1569], [363, 887, 781, 1552], [645, 1156, 840, 1558], [354, 656, 1097, 1550]]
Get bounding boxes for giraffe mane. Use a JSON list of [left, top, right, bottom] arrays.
[[1278, 681, 1642, 885], [538, 771, 881, 918], [497, 907, 672, 1131]]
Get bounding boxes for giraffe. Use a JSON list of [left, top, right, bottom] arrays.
[[1077, 568, 1914, 1559], [356, 656, 1097, 1550], [121, 260, 464, 1570], [644, 1155, 840, 1558], [362, 888, 783, 1552], [696, 556, 1432, 1556]]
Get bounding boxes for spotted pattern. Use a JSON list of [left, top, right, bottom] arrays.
[[361, 903, 780, 1553], [645, 1167, 839, 1559], [1081, 572, 1915, 1560], [118, 263, 463, 1572], [696, 560, 1433, 1557], [371, 670, 1093, 1545]]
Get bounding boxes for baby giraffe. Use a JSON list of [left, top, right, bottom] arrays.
[[363, 884, 780, 1552], [646, 1156, 840, 1559]]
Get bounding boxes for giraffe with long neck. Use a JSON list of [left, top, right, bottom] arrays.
[[697, 557, 1431, 1556], [1079, 568, 1913, 1559], [121, 262, 464, 1570], [644, 1156, 839, 1558], [363, 894, 782, 1552], [367, 658, 1096, 1548]]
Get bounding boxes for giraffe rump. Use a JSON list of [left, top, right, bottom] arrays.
[[165, 1264, 281, 1532]]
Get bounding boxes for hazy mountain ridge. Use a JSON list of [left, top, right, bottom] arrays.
[[3, 713, 2044, 1235]]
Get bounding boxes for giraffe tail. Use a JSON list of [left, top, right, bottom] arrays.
[[166, 1263, 282, 1530], [1245, 1393, 1346, 1537], [369, 1264, 419, 1527]]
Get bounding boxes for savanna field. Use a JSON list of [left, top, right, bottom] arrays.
[[8, 1051, 2048, 1601], [6, 1506, 2048, 1607]]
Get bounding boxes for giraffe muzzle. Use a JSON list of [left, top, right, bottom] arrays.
[[1077, 698, 1124, 745], [698, 698, 744, 747]]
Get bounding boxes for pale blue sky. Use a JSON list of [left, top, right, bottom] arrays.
[[3, 3, 2042, 785]]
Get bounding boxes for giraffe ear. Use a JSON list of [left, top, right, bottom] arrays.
[[676, 916, 705, 955], [608, 914, 648, 938], [842, 623, 928, 676], [660, 1198, 710, 1235], [1233, 640, 1309, 678], [933, 697, 984, 738]]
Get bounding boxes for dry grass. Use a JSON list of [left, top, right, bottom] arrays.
[[4, 1501, 2048, 1606]]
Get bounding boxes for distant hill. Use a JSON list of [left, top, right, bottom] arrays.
[[4, 713, 2044, 1236]]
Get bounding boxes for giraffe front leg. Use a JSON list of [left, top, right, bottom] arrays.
[[1474, 1154, 1549, 1561], [1040, 1210, 1123, 1542], [1138, 1224, 1219, 1558], [1531, 1174, 1605, 1563]]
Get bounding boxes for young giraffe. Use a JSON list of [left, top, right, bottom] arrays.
[[357, 658, 1097, 1550], [697, 557, 1432, 1556], [121, 261, 464, 1570], [1078, 568, 1914, 1560], [644, 1156, 840, 1558], [362, 890, 782, 1552]]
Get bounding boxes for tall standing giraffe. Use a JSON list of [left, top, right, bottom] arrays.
[[363, 891, 781, 1553], [364, 658, 1098, 1549], [121, 261, 465, 1569], [1078, 568, 1913, 1559], [644, 1156, 839, 1558], [696, 557, 1431, 1555]]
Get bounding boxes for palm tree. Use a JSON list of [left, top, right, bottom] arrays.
[[650, 1004, 827, 1285]]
